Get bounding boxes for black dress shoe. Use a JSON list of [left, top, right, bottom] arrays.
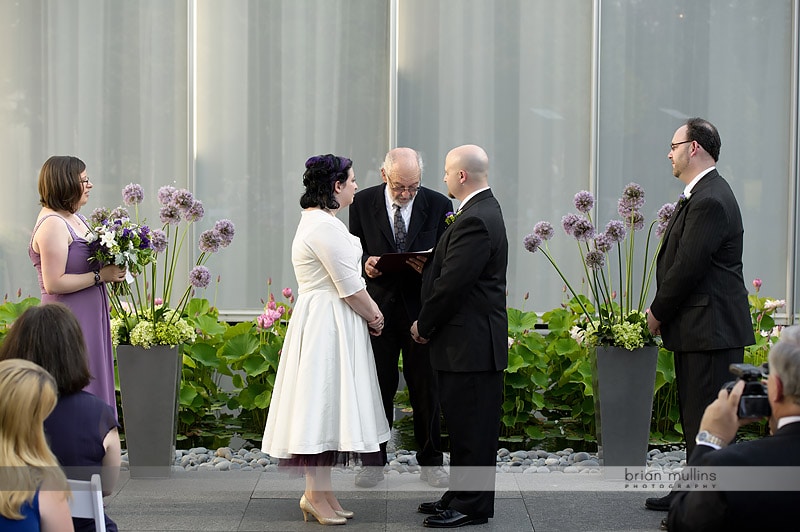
[[660, 517, 669, 530], [423, 509, 488, 528], [418, 499, 447, 515], [645, 492, 675, 511]]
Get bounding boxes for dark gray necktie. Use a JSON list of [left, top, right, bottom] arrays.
[[393, 203, 407, 252]]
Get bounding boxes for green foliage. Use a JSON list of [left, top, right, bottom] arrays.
[[0, 295, 39, 344]]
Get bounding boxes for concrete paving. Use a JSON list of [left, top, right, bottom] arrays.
[[104, 468, 669, 531]]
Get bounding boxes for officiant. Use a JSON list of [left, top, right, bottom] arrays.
[[349, 147, 453, 488]]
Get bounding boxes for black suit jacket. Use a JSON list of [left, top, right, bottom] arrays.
[[417, 189, 508, 372], [650, 170, 754, 352], [349, 184, 453, 319], [668, 421, 800, 531]]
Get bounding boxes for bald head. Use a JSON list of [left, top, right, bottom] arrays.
[[443, 144, 489, 200], [382, 147, 423, 205]]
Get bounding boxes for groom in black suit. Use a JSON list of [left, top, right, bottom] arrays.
[[349, 147, 453, 488], [668, 325, 800, 531], [411, 144, 508, 528], [646, 118, 755, 511]]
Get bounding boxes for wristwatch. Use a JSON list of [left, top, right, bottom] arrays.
[[695, 430, 726, 448], [93, 270, 101, 286]]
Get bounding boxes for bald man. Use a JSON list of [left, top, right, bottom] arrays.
[[411, 145, 509, 528]]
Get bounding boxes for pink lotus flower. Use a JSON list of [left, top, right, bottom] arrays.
[[752, 278, 762, 291]]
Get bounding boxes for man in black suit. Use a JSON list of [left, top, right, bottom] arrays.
[[349, 147, 453, 488], [411, 144, 508, 528], [646, 118, 755, 511], [667, 325, 800, 531]]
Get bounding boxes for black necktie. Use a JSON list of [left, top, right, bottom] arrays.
[[393, 204, 407, 252]]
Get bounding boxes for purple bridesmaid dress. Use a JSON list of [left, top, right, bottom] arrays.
[[29, 214, 117, 419]]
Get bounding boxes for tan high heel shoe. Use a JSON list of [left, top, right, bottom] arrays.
[[299, 495, 347, 525], [334, 508, 354, 519]]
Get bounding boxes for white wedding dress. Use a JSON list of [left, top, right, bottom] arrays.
[[262, 209, 390, 458]]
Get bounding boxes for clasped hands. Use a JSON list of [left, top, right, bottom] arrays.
[[363, 255, 427, 278], [409, 320, 428, 344], [367, 313, 384, 337]]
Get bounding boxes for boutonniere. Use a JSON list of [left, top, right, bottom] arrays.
[[444, 211, 460, 226], [678, 193, 688, 207]]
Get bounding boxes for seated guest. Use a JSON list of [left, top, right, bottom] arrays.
[[0, 358, 73, 531], [667, 325, 800, 531], [0, 303, 121, 532]]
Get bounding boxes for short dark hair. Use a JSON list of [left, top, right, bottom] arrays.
[[299, 154, 353, 210], [38, 155, 86, 213], [0, 303, 91, 395], [685, 118, 721, 162]]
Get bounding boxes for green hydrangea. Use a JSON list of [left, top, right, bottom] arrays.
[[610, 321, 647, 350], [117, 307, 196, 348]]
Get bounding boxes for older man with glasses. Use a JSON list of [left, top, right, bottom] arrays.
[[349, 147, 453, 488]]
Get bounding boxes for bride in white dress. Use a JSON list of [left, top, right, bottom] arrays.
[[262, 154, 391, 525]]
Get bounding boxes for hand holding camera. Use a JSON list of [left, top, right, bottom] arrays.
[[722, 363, 771, 419]]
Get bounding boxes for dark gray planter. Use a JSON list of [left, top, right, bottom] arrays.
[[117, 344, 181, 478], [591, 345, 658, 468]]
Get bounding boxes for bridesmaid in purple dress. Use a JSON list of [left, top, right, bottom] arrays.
[[29, 156, 127, 417]]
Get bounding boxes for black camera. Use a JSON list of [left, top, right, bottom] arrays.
[[723, 363, 771, 418]]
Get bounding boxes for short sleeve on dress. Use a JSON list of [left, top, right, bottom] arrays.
[[306, 218, 365, 298]]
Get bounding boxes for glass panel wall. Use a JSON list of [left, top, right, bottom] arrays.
[[0, 0, 796, 320]]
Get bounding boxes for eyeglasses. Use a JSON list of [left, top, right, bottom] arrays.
[[388, 182, 420, 194], [79, 177, 90, 184], [670, 140, 693, 151]]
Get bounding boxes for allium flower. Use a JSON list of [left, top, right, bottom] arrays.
[[523, 233, 542, 253], [150, 229, 168, 253], [562, 213, 580, 235], [594, 233, 613, 253], [624, 211, 645, 231], [604, 220, 626, 243], [656, 221, 670, 238], [533, 221, 555, 241], [172, 189, 195, 211], [183, 200, 205, 222], [214, 219, 235, 247], [189, 265, 211, 288], [158, 185, 176, 205], [110, 207, 130, 220], [282, 287, 293, 299], [585, 250, 605, 270], [198, 229, 222, 253], [122, 183, 144, 205], [573, 190, 595, 213], [89, 207, 110, 226], [657, 202, 676, 224], [571, 217, 595, 241], [620, 182, 645, 211], [159, 204, 181, 225], [752, 278, 762, 291]]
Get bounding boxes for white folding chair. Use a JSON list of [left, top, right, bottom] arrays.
[[66, 474, 107, 532]]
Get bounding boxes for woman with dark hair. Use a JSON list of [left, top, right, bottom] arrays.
[[262, 154, 390, 525], [29, 156, 126, 416], [0, 303, 121, 532]]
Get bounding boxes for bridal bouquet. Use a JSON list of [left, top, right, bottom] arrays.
[[90, 183, 235, 348], [524, 183, 675, 350]]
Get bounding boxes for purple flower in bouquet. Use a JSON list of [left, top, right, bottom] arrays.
[[122, 183, 144, 205], [89, 207, 110, 226], [110, 207, 130, 221]]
